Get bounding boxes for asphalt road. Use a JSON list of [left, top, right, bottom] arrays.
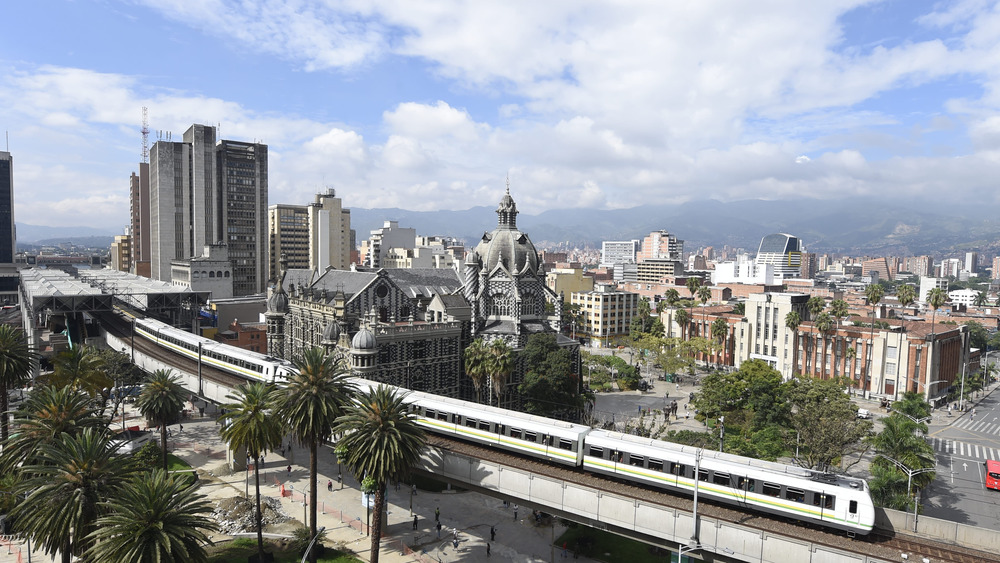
[[923, 384, 1000, 529]]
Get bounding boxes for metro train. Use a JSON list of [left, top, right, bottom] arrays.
[[133, 315, 874, 535], [133, 317, 296, 383], [350, 379, 876, 536]]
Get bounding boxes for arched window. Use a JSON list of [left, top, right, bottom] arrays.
[[217, 271, 223, 277], [224, 271, 230, 278], [209, 271, 216, 278]]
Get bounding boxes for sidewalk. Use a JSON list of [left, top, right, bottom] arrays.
[[170, 415, 602, 563]]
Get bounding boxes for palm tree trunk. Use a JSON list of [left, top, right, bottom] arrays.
[[309, 439, 319, 563], [370, 483, 386, 563], [0, 391, 8, 442], [255, 453, 266, 560], [161, 423, 169, 471]]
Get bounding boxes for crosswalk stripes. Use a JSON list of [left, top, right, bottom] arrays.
[[951, 417, 1000, 435], [930, 437, 1000, 461]]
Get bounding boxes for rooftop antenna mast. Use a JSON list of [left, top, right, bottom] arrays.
[[141, 107, 149, 163]]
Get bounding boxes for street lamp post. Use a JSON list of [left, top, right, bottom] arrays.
[[959, 362, 967, 412], [877, 454, 935, 532]]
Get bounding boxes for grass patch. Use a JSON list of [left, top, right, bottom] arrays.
[[556, 525, 677, 563], [206, 538, 361, 563], [166, 454, 197, 487]]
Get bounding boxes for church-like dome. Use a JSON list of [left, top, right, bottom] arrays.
[[351, 328, 377, 350], [322, 320, 340, 343], [266, 285, 289, 314], [472, 187, 540, 274]]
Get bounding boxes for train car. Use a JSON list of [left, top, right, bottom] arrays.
[[134, 317, 295, 383], [350, 378, 591, 467], [582, 430, 875, 536]]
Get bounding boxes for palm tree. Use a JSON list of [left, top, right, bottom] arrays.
[[732, 302, 745, 316], [696, 285, 712, 340], [220, 382, 283, 561], [487, 339, 513, 406], [864, 284, 885, 394], [710, 318, 728, 368], [806, 296, 826, 320], [0, 324, 36, 442], [463, 338, 490, 404], [846, 346, 857, 388], [42, 345, 111, 399], [870, 414, 936, 489], [674, 308, 690, 340], [974, 291, 988, 307], [785, 311, 801, 376], [334, 385, 426, 563], [278, 347, 356, 562], [896, 284, 917, 333], [814, 313, 834, 377], [663, 288, 680, 308], [927, 287, 947, 335], [12, 428, 131, 563], [85, 469, 217, 563], [0, 385, 102, 474], [830, 299, 848, 328], [136, 369, 186, 471]]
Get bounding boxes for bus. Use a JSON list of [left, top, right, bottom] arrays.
[[986, 460, 1000, 491]]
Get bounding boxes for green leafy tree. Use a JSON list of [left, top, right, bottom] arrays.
[[869, 415, 935, 489], [0, 324, 36, 442], [962, 320, 988, 351], [12, 428, 131, 563], [694, 359, 789, 432], [868, 463, 912, 510], [93, 347, 144, 419], [463, 338, 490, 403], [334, 385, 426, 563], [519, 334, 582, 417], [787, 377, 873, 471], [220, 382, 283, 560], [136, 369, 186, 471], [892, 391, 931, 420], [732, 302, 745, 316], [974, 291, 988, 307], [84, 469, 217, 563], [278, 347, 356, 562], [42, 345, 112, 399]]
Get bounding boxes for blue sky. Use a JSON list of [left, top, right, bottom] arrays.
[[2, 0, 999, 230]]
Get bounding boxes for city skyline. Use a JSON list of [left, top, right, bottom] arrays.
[[3, 1, 1000, 230]]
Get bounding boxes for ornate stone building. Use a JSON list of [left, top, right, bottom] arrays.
[[266, 188, 580, 412]]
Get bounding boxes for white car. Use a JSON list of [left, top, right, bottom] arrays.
[[856, 408, 872, 419]]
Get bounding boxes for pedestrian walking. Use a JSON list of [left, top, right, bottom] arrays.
[[436, 522, 442, 538], [452, 538, 459, 549], [412, 515, 418, 530], [513, 504, 518, 521], [412, 484, 417, 496], [435, 506, 440, 522], [487, 543, 491, 557], [179, 423, 183, 431], [490, 525, 496, 541], [327, 480, 333, 491], [286, 464, 292, 476]]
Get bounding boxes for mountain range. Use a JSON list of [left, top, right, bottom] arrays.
[[16, 197, 1000, 258]]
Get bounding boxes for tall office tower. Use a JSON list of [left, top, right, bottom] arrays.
[[965, 251, 978, 274], [799, 252, 817, 279], [754, 233, 802, 280], [0, 152, 18, 303], [149, 124, 268, 296], [993, 256, 1000, 280], [636, 230, 684, 262], [129, 163, 151, 277], [903, 255, 933, 277], [267, 189, 352, 281], [600, 240, 639, 266]]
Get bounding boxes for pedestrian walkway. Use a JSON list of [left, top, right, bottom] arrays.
[[930, 437, 1000, 462], [951, 417, 1000, 435]]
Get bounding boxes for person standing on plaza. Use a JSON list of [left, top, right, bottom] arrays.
[[412, 515, 418, 530], [487, 543, 491, 557], [435, 506, 440, 522], [513, 504, 518, 521], [491, 525, 496, 541]]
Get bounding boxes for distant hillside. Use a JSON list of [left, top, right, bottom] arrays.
[[17, 223, 120, 244]]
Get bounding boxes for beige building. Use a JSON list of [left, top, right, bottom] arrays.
[[546, 264, 595, 298], [268, 189, 352, 282], [170, 243, 233, 300], [110, 234, 132, 272], [571, 285, 639, 347], [731, 292, 811, 379]]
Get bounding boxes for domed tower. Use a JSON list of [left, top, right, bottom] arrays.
[[350, 323, 378, 375], [266, 254, 290, 358]]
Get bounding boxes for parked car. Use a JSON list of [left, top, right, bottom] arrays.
[[857, 408, 872, 419]]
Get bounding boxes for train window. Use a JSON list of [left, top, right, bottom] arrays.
[[762, 483, 781, 497], [558, 439, 572, 451], [510, 429, 522, 439], [524, 431, 537, 442], [825, 495, 835, 510], [849, 500, 858, 514], [648, 459, 663, 472], [713, 472, 730, 486], [698, 469, 709, 482], [465, 418, 478, 428], [589, 446, 604, 458], [479, 421, 492, 431], [436, 411, 448, 421], [747, 479, 756, 492], [736, 477, 746, 489], [628, 455, 644, 467], [810, 493, 822, 507], [785, 488, 805, 503]]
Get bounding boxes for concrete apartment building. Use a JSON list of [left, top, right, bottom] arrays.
[[169, 243, 233, 300], [571, 284, 639, 347], [268, 189, 353, 282], [110, 234, 131, 272], [148, 124, 268, 296], [600, 240, 639, 266], [128, 163, 151, 277], [546, 263, 595, 298], [902, 255, 933, 277], [365, 220, 416, 268]]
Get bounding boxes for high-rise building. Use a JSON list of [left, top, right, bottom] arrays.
[[600, 240, 639, 266], [992, 256, 1000, 280], [862, 257, 893, 281], [110, 234, 132, 272], [965, 251, 978, 274], [148, 125, 268, 296], [754, 233, 802, 280], [0, 152, 18, 303], [268, 189, 352, 281], [129, 163, 151, 277], [902, 255, 933, 277], [636, 231, 683, 262]]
